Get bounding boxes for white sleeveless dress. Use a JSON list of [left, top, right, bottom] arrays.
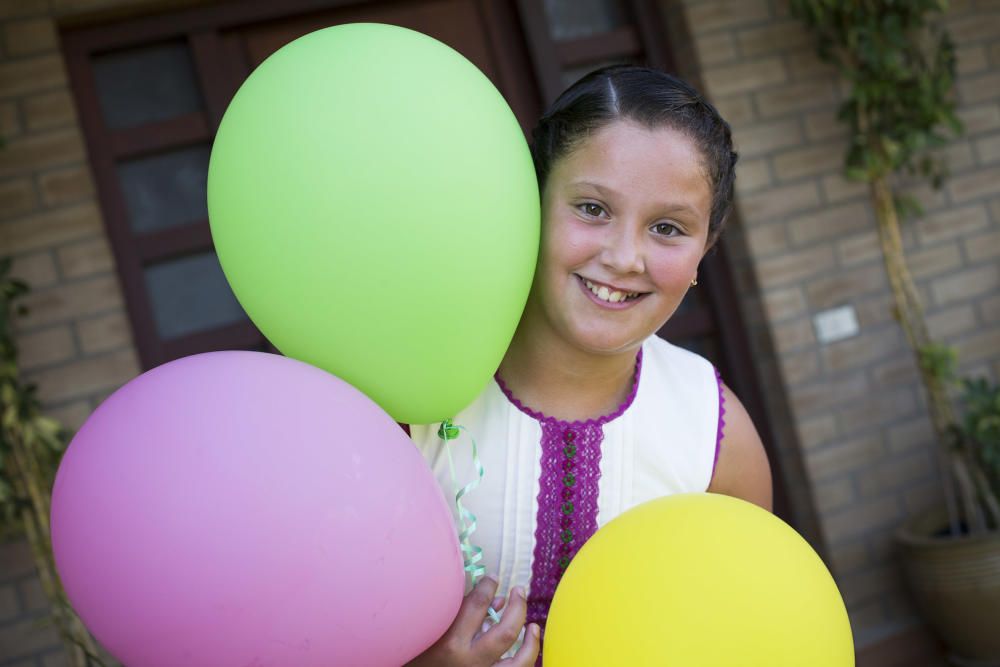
[[409, 335, 724, 626]]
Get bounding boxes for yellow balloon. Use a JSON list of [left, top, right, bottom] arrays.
[[544, 494, 854, 666]]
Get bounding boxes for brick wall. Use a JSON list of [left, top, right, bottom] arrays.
[[0, 1, 217, 664], [670, 0, 1000, 652]]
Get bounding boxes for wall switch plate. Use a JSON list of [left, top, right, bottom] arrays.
[[813, 305, 860, 344]]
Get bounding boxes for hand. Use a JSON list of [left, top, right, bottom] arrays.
[[405, 576, 541, 667]]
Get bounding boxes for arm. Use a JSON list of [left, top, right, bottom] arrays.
[[707, 383, 773, 512]]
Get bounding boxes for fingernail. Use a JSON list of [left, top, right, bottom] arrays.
[[512, 586, 524, 600], [491, 596, 503, 608], [531, 623, 540, 639]]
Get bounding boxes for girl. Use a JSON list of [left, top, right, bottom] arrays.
[[408, 65, 772, 666]]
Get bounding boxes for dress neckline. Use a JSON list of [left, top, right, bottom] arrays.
[[493, 345, 644, 429]]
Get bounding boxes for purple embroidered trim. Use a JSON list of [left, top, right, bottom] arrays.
[[494, 349, 643, 628], [711, 367, 726, 482]]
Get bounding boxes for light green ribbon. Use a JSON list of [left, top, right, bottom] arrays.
[[438, 418, 501, 624]]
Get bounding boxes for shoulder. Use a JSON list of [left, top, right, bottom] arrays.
[[708, 382, 773, 512]]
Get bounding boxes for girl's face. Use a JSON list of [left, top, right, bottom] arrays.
[[529, 120, 713, 355]]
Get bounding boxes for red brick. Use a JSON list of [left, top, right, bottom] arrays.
[[27, 347, 139, 403], [693, 31, 737, 67], [734, 156, 771, 193], [0, 583, 18, 621], [805, 432, 882, 481], [803, 109, 848, 142], [56, 236, 114, 278], [3, 18, 56, 56], [839, 565, 899, 606], [814, 476, 856, 513], [958, 326, 1000, 364], [915, 204, 989, 244], [733, 117, 802, 157], [773, 142, 846, 181], [827, 539, 870, 574], [824, 494, 902, 543], [791, 371, 868, 415], [757, 243, 835, 287], [745, 220, 788, 256], [925, 304, 978, 340], [16, 324, 75, 370], [712, 94, 755, 125], [955, 44, 989, 75], [686, 0, 771, 33], [857, 450, 936, 499], [888, 416, 934, 455], [958, 71, 1000, 106], [740, 180, 822, 221], [0, 100, 19, 138], [956, 103, 1000, 136], [0, 129, 85, 180], [9, 250, 55, 288], [836, 230, 882, 268], [0, 202, 102, 254], [805, 263, 886, 309], [821, 173, 868, 204], [0, 177, 37, 221], [23, 90, 77, 132], [787, 201, 871, 246], [762, 285, 807, 322], [15, 274, 123, 329], [855, 294, 895, 328], [736, 19, 810, 57], [703, 57, 787, 97], [37, 164, 94, 207], [0, 54, 65, 99], [975, 132, 1000, 165], [771, 316, 817, 354], [838, 388, 920, 435], [906, 243, 963, 280], [930, 263, 999, 306], [872, 355, 920, 387], [780, 348, 819, 386], [980, 294, 1000, 324], [821, 329, 904, 374], [0, 539, 35, 581], [76, 310, 132, 354], [754, 79, 839, 118], [947, 12, 1000, 43], [796, 414, 838, 449], [44, 398, 92, 430]]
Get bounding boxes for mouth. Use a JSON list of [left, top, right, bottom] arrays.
[[577, 275, 648, 305]]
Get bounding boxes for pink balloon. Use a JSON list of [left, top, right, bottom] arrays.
[[51, 351, 463, 667]]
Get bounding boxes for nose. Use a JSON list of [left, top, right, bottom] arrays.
[[600, 222, 645, 275]]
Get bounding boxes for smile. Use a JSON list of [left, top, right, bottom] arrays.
[[578, 276, 646, 305]]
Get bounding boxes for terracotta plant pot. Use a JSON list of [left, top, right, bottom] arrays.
[[895, 507, 1000, 666]]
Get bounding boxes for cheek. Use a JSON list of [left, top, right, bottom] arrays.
[[647, 247, 703, 290]]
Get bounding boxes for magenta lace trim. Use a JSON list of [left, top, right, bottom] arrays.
[[712, 367, 726, 483], [494, 349, 643, 628]]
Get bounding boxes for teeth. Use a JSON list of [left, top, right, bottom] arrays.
[[584, 279, 638, 303]]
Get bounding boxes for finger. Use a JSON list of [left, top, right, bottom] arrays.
[[452, 576, 500, 640], [498, 623, 540, 666], [475, 586, 527, 657]]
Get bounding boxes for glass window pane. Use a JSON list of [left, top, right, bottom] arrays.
[[544, 0, 627, 41], [93, 41, 204, 129], [119, 145, 210, 234], [144, 252, 248, 340]]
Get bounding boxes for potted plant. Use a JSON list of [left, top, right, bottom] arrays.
[[0, 258, 104, 666], [790, 1, 1000, 663]]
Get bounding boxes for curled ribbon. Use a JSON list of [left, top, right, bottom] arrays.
[[438, 418, 501, 624]]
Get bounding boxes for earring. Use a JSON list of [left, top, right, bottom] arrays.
[[690, 277, 698, 287]]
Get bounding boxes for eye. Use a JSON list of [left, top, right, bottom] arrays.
[[578, 202, 607, 218], [651, 221, 681, 237]]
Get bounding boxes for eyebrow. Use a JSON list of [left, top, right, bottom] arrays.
[[569, 180, 703, 217]]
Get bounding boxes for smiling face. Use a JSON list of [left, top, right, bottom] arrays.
[[525, 119, 713, 356]]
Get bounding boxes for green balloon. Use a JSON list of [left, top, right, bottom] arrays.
[[208, 24, 539, 424]]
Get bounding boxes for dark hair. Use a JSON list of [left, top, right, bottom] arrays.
[[530, 65, 738, 243]]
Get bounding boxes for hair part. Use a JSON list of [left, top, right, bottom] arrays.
[[530, 65, 738, 244]]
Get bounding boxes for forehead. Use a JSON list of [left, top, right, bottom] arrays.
[[550, 120, 711, 213]]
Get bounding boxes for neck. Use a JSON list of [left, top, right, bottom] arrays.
[[497, 306, 640, 422]]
